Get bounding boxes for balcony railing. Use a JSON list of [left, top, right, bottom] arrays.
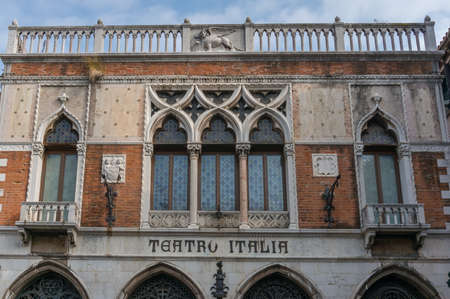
[[17, 201, 80, 226], [363, 203, 427, 229], [5, 16, 438, 55]]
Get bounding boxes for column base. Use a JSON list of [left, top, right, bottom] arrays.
[[288, 223, 299, 230], [188, 223, 199, 229], [239, 223, 251, 230]]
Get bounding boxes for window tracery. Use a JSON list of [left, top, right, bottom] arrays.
[[16, 272, 82, 299], [128, 273, 196, 299], [243, 273, 311, 299]]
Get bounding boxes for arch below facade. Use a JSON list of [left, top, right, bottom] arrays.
[[235, 264, 323, 299], [2, 260, 90, 299], [352, 264, 442, 299], [118, 263, 205, 299]]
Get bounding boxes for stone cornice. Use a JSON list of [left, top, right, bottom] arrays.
[[0, 74, 444, 84], [0, 51, 444, 64]]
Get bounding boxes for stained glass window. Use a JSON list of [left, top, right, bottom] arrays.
[[46, 116, 79, 144], [154, 118, 187, 144], [200, 154, 236, 211], [202, 116, 235, 144], [248, 154, 285, 211], [152, 154, 188, 210], [362, 117, 396, 145], [250, 117, 283, 144]]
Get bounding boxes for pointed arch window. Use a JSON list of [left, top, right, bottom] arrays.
[[248, 117, 286, 211], [41, 116, 79, 202], [361, 116, 402, 204], [200, 116, 238, 211], [152, 117, 189, 210]]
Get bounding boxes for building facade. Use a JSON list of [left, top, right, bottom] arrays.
[[0, 16, 449, 299]]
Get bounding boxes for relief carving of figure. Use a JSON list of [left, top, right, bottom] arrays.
[[191, 28, 243, 52], [102, 156, 125, 183]]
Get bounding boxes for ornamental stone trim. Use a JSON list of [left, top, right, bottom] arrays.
[[101, 154, 126, 183], [0, 159, 7, 167], [0, 174, 5, 182], [312, 154, 339, 177], [0, 189, 4, 197]]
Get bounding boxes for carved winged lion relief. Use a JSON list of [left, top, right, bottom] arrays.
[[191, 28, 243, 52]]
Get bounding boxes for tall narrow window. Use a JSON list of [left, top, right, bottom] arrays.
[[152, 117, 189, 210], [200, 116, 237, 211], [41, 116, 79, 202], [248, 117, 285, 211], [361, 117, 402, 204]]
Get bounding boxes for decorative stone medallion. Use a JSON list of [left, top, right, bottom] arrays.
[[101, 154, 126, 183], [312, 154, 339, 177]]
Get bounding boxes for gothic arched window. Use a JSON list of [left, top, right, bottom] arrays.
[[200, 116, 237, 211], [152, 117, 189, 210], [361, 275, 426, 299], [16, 272, 82, 299], [361, 116, 402, 204], [128, 273, 196, 299], [248, 117, 285, 211], [41, 116, 79, 203], [243, 273, 311, 299]]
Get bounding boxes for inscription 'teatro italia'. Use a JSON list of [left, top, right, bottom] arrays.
[[148, 239, 289, 254]]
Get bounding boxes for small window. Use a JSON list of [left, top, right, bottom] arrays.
[[200, 116, 237, 211], [361, 117, 401, 204], [41, 116, 79, 202], [152, 117, 189, 210]]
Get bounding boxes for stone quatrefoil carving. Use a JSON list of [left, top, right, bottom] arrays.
[[149, 85, 289, 127]]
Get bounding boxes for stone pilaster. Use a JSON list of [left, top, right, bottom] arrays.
[[187, 143, 201, 229], [236, 143, 251, 229]]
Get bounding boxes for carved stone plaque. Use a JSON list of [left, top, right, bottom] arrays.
[[312, 154, 339, 177], [101, 154, 126, 183]]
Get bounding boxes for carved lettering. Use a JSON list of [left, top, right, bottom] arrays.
[[173, 240, 182, 252], [185, 240, 195, 252], [148, 240, 159, 252], [161, 240, 170, 252], [197, 240, 206, 253]]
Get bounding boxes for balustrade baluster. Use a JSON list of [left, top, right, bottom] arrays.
[[108, 33, 113, 53], [156, 32, 161, 52], [132, 32, 137, 52], [275, 30, 279, 52], [356, 30, 362, 51], [315, 30, 321, 51], [389, 30, 395, 51], [406, 29, 412, 51], [348, 30, 354, 51], [292, 30, 296, 51], [116, 32, 121, 53], [85, 32, 90, 52], [324, 30, 330, 51], [172, 32, 177, 52], [364, 29, 370, 51], [307, 30, 312, 51], [69, 33, 74, 53], [164, 32, 168, 52], [53, 33, 58, 53], [414, 30, 421, 50], [149, 32, 153, 52], [283, 31, 288, 51], [61, 33, 66, 53], [22, 34, 28, 53], [373, 30, 379, 51], [300, 30, 304, 51], [258, 31, 263, 52], [398, 29, 404, 51], [140, 32, 145, 52], [124, 32, 129, 53], [76, 33, 82, 53], [380, 29, 387, 50], [267, 31, 271, 51]]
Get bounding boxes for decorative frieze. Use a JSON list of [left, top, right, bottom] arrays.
[[248, 212, 289, 228], [198, 212, 240, 228], [312, 154, 339, 177], [101, 154, 126, 183], [148, 211, 190, 228]]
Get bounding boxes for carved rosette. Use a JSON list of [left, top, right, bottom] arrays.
[[283, 143, 295, 156], [144, 143, 154, 156], [76, 143, 86, 156], [236, 143, 251, 157], [32, 142, 44, 157], [187, 143, 202, 158], [354, 143, 364, 156], [397, 143, 410, 157]]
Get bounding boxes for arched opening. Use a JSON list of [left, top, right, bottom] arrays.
[[15, 271, 82, 299], [120, 263, 204, 299], [243, 272, 312, 299], [361, 274, 426, 299], [128, 273, 195, 299]]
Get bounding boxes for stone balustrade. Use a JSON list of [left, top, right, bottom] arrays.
[[6, 16, 437, 54], [18, 201, 79, 225], [363, 203, 426, 227]]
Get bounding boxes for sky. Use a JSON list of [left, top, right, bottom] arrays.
[[0, 0, 449, 53]]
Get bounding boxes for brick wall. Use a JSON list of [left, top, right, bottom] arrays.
[[82, 145, 142, 227], [412, 152, 448, 228], [0, 152, 30, 226], [295, 145, 359, 228], [10, 61, 433, 76]]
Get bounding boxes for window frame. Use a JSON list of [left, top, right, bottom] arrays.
[[198, 145, 240, 212], [363, 146, 403, 204], [151, 147, 190, 211], [39, 144, 77, 202], [248, 146, 287, 211]]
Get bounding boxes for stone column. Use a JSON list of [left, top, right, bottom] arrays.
[[140, 143, 153, 229], [94, 19, 105, 53], [333, 16, 345, 52], [236, 143, 251, 229], [284, 143, 299, 229], [187, 143, 201, 229], [397, 143, 416, 204]]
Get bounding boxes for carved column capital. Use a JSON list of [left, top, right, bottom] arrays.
[[187, 143, 202, 158], [284, 143, 295, 156], [144, 143, 154, 156], [32, 142, 44, 157], [76, 143, 86, 156], [236, 143, 251, 157], [397, 143, 410, 157], [354, 143, 364, 156]]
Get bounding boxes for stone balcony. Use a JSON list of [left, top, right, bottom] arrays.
[[15, 202, 80, 245], [4, 16, 439, 56], [362, 203, 430, 249]]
